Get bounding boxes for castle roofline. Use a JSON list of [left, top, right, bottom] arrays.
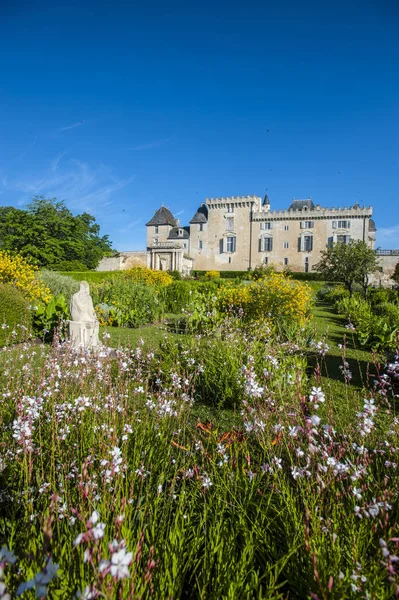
[[146, 205, 176, 227], [189, 203, 208, 224]]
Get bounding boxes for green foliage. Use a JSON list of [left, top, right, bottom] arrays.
[[0, 197, 113, 269], [169, 270, 182, 280], [336, 294, 398, 351], [392, 262, 399, 285], [39, 270, 79, 304], [161, 280, 221, 313], [59, 271, 123, 283], [192, 270, 249, 280], [313, 241, 379, 296], [0, 284, 31, 345], [50, 260, 89, 271], [33, 295, 70, 341], [93, 278, 163, 327], [250, 264, 277, 280]]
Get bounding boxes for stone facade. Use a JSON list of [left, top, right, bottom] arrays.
[[370, 251, 399, 287], [97, 195, 391, 278], [147, 196, 376, 273]]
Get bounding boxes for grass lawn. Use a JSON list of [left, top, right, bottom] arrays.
[[101, 321, 181, 349], [311, 300, 383, 427]]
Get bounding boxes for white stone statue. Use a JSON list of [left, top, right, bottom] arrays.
[[69, 281, 99, 349]]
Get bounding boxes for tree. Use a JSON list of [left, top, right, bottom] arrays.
[[313, 240, 379, 297], [0, 197, 113, 270]]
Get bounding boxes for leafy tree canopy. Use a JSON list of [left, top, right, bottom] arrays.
[[0, 197, 114, 270], [313, 240, 379, 296]]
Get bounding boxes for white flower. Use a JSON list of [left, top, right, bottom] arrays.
[[201, 475, 213, 490], [110, 548, 133, 579], [92, 523, 106, 540], [310, 415, 321, 427], [89, 510, 100, 525]]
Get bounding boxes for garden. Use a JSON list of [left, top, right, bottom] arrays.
[[0, 252, 398, 599]]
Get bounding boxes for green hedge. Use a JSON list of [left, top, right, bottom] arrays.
[[192, 270, 249, 280], [287, 272, 324, 281], [0, 284, 32, 346], [58, 271, 124, 283], [192, 270, 323, 281]]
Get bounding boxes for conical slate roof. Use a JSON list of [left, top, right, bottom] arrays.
[[262, 194, 270, 206], [189, 204, 208, 224], [369, 219, 377, 232], [146, 206, 176, 227]]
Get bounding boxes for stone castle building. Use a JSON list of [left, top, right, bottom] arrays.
[[145, 195, 376, 274], [97, 193, 397, 283]]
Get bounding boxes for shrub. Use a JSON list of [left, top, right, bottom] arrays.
[[217, 272, 313, 326], [204, 270, 221, 280], [39, 270, 79, 304], [0, 251, 51, 304], [323, 285, 350, 304], [124, 267, 172, 287], [61, 271, 123, 283], [93, 278, 163, 327], [373, 302, 399, 326], [33, 295, 70, 342], [169, 270, 182, 280], [250, 265, 277, 281], [0, 284, 31, 345]]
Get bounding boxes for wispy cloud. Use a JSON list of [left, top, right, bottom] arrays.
[[377, 224, 399, 249], [128, 136, 172, 151], [57, 121, 84, 133], [174, 209, 184, 216], [1, 157, 135, 216]]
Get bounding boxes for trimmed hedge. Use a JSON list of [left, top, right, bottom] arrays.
[[192, 270, 249, 280], [58, 271, 124, 283], [0, 284, 32, 346], [192, 269, 323, 281]]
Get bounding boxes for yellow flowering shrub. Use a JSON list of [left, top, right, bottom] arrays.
[[123, 267, 172, 287], [205, 270, 221, 280], [0, 252, 51, 304], [218, 272, 313, 325]]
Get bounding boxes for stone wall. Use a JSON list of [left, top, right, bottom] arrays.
[[97, 251, 149, 271], [190, 196, 374, 273]]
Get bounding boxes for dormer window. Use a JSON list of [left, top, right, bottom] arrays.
[[178, 228, 183, 237]]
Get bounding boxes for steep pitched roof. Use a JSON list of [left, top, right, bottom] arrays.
[[189, 204, 208, 224], [369, 219, 377, 232], [146, 206, 176, 227], [288, 199, 315, 211], [262, 194, 270, 206], [168, 226, 190, 239]]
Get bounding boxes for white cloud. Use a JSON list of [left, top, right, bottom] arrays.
[[376, 224, 399, 249], [1, 157, 135, 216], [57, 121, 83, 133]]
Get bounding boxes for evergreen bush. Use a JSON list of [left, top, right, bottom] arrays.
[[0, 284, 32, 345], [40, 270, 79, 304]]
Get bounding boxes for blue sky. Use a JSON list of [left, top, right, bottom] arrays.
[[0, 0, 398, 250]]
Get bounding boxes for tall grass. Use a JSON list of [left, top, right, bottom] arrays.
[[0, 320, 398, 598]]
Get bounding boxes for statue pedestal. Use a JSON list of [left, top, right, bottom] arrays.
[[69, 321, 100, 350]]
